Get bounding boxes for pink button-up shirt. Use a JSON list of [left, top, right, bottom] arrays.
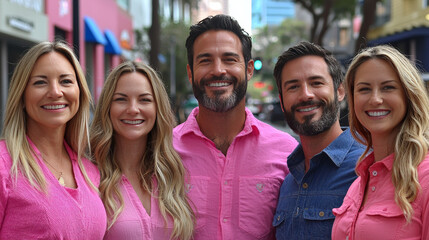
[[173, 108, 298, 240], [103, 176, 174, 240], [332, 152, 429, 240], [0, 139, 107, 239]]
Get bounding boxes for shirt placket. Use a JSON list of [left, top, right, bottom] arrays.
[[217, 148, 233, 240]]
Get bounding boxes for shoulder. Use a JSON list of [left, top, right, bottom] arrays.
[[0, 141, 12, 175], [80, 156, 101, 184]]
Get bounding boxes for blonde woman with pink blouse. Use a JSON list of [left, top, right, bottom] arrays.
[[332, 45, 429, 239]]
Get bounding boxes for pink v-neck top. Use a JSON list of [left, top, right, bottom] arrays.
[[103, 175, 174, 240], [0, 139, 107, 239]]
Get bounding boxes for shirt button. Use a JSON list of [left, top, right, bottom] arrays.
[[302, 183, 309, 189], [277, 215, 281, 221], [223, 218, 227, 223], [319, 211, 325, 217], [372, 171, 378, 176], [371, 186, 376, 192], [346, 236, 349, 240], [224, 180, 228, 185]]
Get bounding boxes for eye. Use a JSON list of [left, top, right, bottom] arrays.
[[356, 87, 370, 92], [113, 97, 126, 102], [61, 79, 74, 84], [32, 79, 46, 85], [382, 85, 395, 90], [286, 85, 298, 91]]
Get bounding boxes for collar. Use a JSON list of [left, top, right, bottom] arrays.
[[287, 128, 358, 168], [356, 151, 395, 176]]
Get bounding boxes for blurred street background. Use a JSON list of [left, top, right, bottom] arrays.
[[1, 0, 429, 134]]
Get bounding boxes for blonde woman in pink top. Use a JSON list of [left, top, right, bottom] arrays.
[[332, 45, 429, 239], [0, 41, 106, 239], [90, 61, 194, 240]]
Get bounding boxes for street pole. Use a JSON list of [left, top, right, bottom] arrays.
[[72, 0, 80, 60]]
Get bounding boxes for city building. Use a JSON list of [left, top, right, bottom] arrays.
[[0, 0, 134, 130], [368, 0, 429, 73]]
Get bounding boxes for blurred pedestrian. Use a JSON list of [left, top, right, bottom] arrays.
[[91, 61, 194, 240], [173, 14, 298, 239], [0, 41, 106, 239], [332, 45, 429, 239], [272, 41, 364, 239]]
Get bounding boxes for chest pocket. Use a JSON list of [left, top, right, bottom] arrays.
[[239, 177, 280, 239]]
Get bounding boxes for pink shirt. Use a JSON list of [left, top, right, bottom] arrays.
[[103, 176, 174, 240], [173, 108, 298, 240], [332, 152, 429, 240], [0, 139, 107, 240]]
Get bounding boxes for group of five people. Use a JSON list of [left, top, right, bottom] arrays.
[[0, 14, 428, 239]]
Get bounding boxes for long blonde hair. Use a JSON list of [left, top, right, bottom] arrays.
[[346, 45, 429, 222], [1, 41, 95, 191], [90, 61, 194, 239]]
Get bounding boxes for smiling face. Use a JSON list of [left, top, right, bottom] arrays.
[[353, 58, 407, 140], [187, 30, 253, 112], [280, 55, 344, 136], [24, 52, 80, 132], [110, 72, 157, 143]]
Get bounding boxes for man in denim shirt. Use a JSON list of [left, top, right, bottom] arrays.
[[272, 42, 364, 239]]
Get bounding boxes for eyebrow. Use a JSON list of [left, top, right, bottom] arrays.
[[283, 76, 325, 86], [113, 92, 153, 97], [30, 73, 75, 79], [356, 80, 397, 85], [195, 52, 240, 60]]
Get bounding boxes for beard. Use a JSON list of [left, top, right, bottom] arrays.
[[192, 75, 247, 112], [284, 93, 339, 136]]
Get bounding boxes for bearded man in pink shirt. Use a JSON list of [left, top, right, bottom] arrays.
[[173, 14, 298, 240]]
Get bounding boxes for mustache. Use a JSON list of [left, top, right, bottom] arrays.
[[291, 100, 325, 112]]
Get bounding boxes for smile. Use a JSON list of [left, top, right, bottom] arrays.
[[207, 82, 231, 87], [366, 110, 390, 117], [122, 119, 144, 125], [42, 104, 66, 110], [297, 106, 318, 112]]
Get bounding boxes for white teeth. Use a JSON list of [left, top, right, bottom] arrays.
[[367, 111, 389, 117], [297, 106, 317, 112], [122, 120, 144, 125], [208, 82, 230, 87], [43, 105, 66, 110]]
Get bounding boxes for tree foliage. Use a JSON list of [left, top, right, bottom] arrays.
[[251, 18, 307, 95], [294, 0, 356, 46]]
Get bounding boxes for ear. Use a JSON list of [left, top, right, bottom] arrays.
[[186, 64, 192, 84], [247, 59, 254, 81], [279, 93, 285, 112], [337, 83, 345, 102]]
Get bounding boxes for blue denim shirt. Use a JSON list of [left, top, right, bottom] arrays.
[[273, 129, 364, 240]]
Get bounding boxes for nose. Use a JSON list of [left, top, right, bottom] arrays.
[[126, 100, 139, 114], [298, 83, 315, 101], [369, 90, 383, 105], [211, 59, 227, 76], [47, 81, 63, 98]]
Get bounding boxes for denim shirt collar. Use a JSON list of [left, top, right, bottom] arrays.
[[288, 128, 356, 170]]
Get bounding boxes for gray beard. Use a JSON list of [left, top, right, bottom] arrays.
[[192, 75, 247, 112]]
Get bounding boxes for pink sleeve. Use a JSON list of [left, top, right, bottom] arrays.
[[420, 170, 429, 239], [0, 154, 10, 228]]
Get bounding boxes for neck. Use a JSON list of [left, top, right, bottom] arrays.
[[196, 100, 246, 155], [115, 136, 148, 174], [371, 133, 397, 162], [300, 122, 343, 172], [27, 125, 66, 160]]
